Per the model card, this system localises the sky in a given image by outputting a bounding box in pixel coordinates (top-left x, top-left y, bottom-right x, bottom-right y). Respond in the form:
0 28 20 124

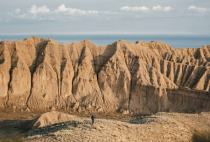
0 0 210 35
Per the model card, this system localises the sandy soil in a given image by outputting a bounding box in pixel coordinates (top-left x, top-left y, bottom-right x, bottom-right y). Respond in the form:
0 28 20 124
23 112 210 142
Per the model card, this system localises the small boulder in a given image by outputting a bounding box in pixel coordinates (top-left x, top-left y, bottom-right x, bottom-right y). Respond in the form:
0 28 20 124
32 111 78 128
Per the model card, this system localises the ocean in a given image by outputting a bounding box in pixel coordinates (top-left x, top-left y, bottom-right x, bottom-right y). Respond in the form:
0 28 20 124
0 34 210 48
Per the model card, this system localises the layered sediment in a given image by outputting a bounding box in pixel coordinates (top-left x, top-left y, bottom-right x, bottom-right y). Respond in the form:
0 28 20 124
0 38 209 114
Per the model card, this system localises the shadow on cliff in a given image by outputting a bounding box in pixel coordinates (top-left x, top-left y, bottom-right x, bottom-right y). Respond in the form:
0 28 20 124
93 43 117 74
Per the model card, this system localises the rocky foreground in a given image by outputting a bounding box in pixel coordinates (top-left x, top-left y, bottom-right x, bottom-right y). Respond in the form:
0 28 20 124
0 38 209 114
0 111 209 142
22 111 209 142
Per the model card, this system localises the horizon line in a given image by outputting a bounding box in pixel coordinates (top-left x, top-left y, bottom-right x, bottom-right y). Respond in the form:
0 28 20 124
0 33 210 36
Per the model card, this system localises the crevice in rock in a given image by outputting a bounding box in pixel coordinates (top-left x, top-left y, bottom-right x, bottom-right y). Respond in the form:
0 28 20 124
164 52 171 61
59 55 72 109
166 62 171 78
160 60 164 74
148 59 156 86
55 70 60 107
128 56 140 111
174 64 181 84
93 58 105 104
93 43 117 74
0 44 5 64
121 46 132 109
96 73 105 103
190 67 207 89
60 57 67 96
71 46 86 96
182 65 195 86
203 73 209 91
92 43 118 105
26 40 49 108
180 65 188 87
78 46 86 65
203 61 208 67
194 48 202 60
6 43 18 106
169 54 173 61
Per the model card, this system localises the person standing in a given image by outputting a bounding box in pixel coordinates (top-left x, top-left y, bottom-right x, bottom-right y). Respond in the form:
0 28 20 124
91 114 95 126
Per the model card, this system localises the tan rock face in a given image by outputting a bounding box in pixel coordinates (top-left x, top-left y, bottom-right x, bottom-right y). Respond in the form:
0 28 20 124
0 38 209 113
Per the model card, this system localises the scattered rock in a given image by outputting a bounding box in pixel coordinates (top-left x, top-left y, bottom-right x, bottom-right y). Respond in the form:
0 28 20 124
32 111 78 128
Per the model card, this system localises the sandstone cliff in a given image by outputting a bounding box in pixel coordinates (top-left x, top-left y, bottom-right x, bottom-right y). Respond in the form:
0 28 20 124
0 38 209 114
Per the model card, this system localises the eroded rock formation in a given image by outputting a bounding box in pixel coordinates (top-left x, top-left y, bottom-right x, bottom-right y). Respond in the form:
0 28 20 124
0 38 209 114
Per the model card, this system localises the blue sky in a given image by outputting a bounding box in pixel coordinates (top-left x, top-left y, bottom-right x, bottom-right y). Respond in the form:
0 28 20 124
0 0 210 35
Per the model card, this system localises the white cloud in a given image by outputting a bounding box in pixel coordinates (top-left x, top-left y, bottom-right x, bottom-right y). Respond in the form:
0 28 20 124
188 5 208 13
15 8 21 14
10 4 99 21
121 5 173 12
29 5 50 14
55 4 98 16
152 5 173 12
55 4 68 13
121 6 149 12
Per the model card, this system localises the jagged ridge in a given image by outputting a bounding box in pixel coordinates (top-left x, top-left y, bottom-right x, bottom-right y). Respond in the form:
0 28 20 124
0 38 209 114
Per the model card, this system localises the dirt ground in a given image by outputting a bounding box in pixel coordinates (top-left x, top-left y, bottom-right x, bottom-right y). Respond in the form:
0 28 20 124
0 112 210 142
0 111 37 142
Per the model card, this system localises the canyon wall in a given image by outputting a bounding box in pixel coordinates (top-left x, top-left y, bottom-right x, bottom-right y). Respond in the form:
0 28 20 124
0 38 209 114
